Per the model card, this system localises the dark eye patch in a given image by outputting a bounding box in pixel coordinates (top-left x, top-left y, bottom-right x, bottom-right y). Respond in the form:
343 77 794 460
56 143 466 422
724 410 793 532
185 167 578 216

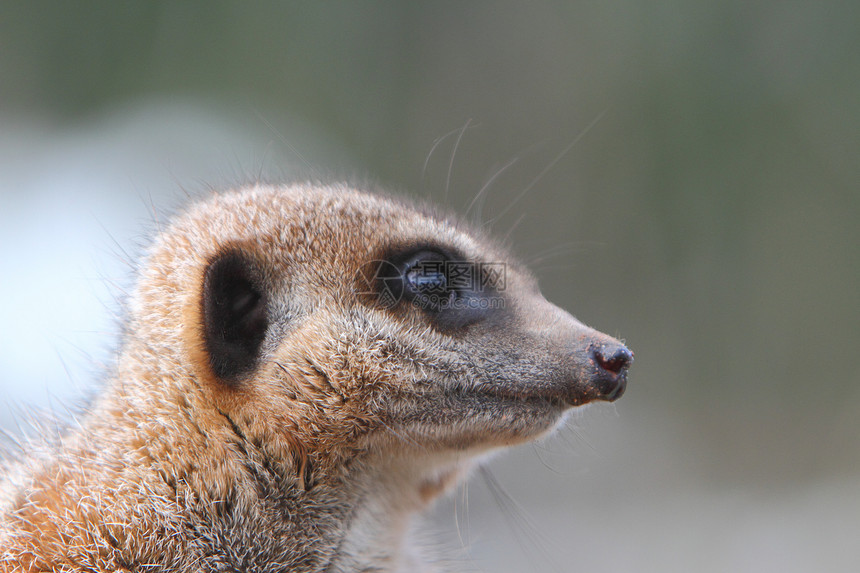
380 246 498 331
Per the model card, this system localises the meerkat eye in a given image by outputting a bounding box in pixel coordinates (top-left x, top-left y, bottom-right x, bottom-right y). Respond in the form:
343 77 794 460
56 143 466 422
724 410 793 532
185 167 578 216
404 251 453 304
406 263 447 292
398 250 454 313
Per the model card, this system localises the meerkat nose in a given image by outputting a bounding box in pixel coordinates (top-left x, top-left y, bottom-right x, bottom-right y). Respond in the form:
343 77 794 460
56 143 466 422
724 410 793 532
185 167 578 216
589 342 633 401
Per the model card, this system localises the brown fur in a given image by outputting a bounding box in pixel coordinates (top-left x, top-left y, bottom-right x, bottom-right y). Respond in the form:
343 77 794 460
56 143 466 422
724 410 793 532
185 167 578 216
0 183 631 572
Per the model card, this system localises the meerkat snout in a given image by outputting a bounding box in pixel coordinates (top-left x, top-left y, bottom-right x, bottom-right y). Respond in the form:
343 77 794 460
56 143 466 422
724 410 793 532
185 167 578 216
589 341 633 400
0 183 632 573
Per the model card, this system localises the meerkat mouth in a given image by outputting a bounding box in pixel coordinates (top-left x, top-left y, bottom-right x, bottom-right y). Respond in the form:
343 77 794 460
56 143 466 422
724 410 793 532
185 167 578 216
443 379 588 412
466 386 568 409
449 365 629 412
469 383 615 409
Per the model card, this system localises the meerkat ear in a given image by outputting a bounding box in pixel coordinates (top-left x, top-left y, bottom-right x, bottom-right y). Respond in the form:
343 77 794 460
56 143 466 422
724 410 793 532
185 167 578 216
201 250 269 383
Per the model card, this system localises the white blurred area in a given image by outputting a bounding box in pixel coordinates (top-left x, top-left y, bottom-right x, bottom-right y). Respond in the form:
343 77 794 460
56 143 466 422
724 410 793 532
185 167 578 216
0 100 352 428
1 102 858 573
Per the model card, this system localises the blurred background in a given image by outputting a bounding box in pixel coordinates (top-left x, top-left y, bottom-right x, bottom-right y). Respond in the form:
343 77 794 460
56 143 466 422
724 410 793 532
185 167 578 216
1 2 858 571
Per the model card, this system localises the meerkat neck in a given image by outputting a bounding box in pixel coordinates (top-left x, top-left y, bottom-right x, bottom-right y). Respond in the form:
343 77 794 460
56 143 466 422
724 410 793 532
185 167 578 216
97 366 454 572
329 452 466 572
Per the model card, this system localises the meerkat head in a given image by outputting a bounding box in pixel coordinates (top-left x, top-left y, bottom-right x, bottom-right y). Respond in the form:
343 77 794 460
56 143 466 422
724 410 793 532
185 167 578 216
129 183 631 491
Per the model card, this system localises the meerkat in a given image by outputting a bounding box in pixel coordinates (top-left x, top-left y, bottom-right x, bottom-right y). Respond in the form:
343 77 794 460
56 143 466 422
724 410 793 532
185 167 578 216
0 183 631 572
